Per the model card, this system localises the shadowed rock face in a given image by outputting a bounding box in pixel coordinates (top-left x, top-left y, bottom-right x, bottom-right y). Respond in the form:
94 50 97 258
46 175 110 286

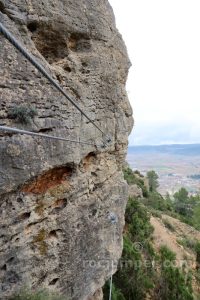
0 1 133 299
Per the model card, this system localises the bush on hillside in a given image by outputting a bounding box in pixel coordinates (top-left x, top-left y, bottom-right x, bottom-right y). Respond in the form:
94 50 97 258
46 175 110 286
157 246 194 300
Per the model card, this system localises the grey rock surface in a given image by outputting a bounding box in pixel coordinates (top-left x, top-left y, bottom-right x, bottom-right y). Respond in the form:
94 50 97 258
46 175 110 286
128 184 143 198
0 1 133 299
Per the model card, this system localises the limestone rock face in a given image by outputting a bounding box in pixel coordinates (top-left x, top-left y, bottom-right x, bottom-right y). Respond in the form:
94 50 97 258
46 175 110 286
128 184 143 199
0 1 133 299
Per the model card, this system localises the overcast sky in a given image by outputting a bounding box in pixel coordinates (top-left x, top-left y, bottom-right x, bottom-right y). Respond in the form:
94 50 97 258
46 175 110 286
109 0 200 145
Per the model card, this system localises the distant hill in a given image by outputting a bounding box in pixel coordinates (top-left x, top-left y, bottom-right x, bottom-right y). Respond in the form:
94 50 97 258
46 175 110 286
128 144 200 156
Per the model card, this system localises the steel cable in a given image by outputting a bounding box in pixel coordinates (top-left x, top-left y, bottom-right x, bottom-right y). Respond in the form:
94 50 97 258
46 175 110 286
0 22 111 144
0 126 101 146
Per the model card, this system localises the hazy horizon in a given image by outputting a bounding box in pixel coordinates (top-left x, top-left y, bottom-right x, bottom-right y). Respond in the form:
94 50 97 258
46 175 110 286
129 142 200 147
109 0 200 146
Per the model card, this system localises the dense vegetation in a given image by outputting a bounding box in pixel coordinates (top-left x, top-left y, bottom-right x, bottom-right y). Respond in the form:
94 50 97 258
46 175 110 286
173 188 200 230
110 197 155 299
139 169 200 287
9 290 65 300
103 168 197 300
103 196 155 300
139 169 200 231
158 246 193 300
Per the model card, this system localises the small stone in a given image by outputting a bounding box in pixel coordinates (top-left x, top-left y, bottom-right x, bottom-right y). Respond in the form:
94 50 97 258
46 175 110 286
6 144 21 157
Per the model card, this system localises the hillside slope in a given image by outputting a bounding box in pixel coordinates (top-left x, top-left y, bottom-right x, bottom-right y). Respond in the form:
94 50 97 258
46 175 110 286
151 214 200 297
104 168 200 300
151 216 196 265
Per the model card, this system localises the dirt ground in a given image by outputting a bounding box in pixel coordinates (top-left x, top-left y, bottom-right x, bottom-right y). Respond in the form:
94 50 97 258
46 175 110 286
150 215 198 268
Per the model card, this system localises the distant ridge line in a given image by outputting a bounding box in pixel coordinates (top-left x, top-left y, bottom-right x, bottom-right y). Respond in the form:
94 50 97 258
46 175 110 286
128 144 200 156
129 143 200 147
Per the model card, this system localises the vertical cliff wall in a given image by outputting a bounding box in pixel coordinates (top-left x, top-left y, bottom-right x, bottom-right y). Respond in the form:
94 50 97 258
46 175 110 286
0 0 133 299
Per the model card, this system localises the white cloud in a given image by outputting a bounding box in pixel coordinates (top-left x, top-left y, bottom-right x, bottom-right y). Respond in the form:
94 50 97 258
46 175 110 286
109 0 200 145
130 120 200 145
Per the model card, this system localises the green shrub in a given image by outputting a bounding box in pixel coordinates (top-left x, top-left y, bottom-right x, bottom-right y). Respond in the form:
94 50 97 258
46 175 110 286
134 170 144 177
150 209 162 219
125 197 154 242
158 246 194 300
104 197 155 300
159 245 176 262
103 282 125 300
8 105 37 124
147 170 159 192
193 204 200 230
162 219 175 232
9 289 66 300
143 192 173 212
195 242 200 268
103 197 195 300
177 238 197 251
